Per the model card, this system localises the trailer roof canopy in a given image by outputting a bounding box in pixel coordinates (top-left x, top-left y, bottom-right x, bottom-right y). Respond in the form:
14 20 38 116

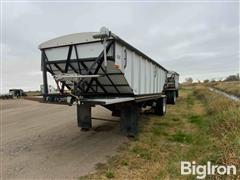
38 32 107 49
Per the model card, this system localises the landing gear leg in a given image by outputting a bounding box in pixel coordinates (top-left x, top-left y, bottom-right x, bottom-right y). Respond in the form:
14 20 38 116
120 102 139 137
77 103 92 130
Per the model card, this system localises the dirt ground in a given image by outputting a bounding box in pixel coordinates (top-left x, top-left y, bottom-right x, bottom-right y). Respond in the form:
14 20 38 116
1 99 127 179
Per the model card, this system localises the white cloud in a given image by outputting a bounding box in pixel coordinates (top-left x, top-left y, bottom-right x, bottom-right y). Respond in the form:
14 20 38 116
1 1 239 92
3 2 42 21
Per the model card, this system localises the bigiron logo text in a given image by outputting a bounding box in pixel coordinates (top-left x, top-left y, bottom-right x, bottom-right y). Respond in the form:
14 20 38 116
181 161 237 179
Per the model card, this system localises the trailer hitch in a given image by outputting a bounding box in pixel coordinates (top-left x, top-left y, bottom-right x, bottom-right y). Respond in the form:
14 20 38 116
53 73 103 106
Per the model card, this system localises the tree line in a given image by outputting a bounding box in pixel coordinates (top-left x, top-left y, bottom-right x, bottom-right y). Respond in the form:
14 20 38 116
184 73 240 84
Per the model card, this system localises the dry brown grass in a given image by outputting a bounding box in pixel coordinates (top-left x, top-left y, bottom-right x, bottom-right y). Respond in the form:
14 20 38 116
193 85 240 174
81 85 240 180
210 81 240 97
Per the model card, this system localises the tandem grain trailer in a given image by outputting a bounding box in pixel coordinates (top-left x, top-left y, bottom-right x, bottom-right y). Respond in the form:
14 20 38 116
39 27 179 136
164 71 180 104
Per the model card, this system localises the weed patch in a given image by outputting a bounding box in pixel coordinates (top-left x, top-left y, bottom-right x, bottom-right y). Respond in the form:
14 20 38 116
131 145 151 160
169 131 193 144
187 114 208 129
105 169 114 179
81 85 240 179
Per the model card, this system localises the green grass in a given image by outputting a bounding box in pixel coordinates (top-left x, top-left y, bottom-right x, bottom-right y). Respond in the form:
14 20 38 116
169 131 194 144
120 160 128 166
131 145 152 160
25 91 41 96
105 169 114 179
187 115 208 129
81 85 240 180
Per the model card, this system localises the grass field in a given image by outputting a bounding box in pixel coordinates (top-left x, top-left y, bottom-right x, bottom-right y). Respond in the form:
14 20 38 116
25 91 41 96
81 85 240 179
209 81 240 97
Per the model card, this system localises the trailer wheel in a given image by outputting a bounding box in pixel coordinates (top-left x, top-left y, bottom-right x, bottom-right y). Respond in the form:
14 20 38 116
166 91 176 105
155 97 166 116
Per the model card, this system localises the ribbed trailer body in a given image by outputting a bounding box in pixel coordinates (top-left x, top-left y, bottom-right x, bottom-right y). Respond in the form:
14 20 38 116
39 32 167 97
114 41 167 95
39 28 177 136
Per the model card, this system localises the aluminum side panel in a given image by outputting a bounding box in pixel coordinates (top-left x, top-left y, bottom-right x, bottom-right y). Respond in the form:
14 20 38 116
115 42 167 95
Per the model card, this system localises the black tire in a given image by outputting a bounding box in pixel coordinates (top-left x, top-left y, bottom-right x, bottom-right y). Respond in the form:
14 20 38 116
81 128 90 131
176 90 179 98
166 91 176 105
155 97 166 116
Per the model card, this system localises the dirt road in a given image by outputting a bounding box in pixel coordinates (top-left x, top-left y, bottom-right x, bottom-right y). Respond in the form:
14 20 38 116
1 99 127 179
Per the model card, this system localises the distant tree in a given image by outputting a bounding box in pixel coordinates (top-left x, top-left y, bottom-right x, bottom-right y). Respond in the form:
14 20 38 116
218 78 223 82
211 78 216 82
224 74 240 81
185 77 193 84
203 79 209 83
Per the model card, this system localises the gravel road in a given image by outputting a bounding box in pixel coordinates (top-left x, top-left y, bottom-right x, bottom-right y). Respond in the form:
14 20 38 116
1 99 127 179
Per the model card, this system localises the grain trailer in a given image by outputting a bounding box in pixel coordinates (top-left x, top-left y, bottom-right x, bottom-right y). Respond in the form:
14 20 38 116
164 71 179 104
39 27 178 136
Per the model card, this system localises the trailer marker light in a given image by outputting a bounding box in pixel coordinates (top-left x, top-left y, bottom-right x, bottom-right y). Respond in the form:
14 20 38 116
114 64 120 69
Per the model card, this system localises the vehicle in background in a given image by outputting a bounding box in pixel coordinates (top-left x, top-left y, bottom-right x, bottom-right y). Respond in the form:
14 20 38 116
9 89 26 98
164 71 179 104
0 89 26 99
